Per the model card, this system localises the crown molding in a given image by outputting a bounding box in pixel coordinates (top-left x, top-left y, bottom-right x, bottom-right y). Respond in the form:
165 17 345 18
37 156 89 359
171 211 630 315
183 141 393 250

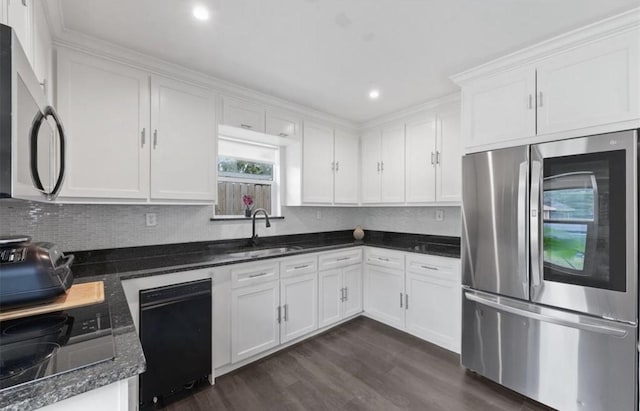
44 1 359 132
450 7 640 85
359 92 460 131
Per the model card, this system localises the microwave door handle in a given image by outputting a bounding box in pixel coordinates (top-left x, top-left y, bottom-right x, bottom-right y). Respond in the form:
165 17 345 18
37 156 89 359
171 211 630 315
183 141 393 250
29 110 47 195
530 158 543 298
46 106 66 200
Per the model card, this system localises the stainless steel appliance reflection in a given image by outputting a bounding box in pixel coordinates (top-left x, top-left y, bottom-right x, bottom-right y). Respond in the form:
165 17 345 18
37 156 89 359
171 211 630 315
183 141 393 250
461 129 638 411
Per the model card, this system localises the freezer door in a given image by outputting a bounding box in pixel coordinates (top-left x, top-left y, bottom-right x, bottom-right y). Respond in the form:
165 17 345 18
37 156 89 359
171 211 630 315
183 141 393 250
462 146 529 300
462 289 637 411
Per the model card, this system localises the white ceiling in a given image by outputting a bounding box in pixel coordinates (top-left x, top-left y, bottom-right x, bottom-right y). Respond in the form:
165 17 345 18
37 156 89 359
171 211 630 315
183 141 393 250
57 0 640 123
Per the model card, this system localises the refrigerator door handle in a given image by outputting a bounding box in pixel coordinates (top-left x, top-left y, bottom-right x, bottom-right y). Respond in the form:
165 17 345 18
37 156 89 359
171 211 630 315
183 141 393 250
464 291 627 337
530 159 543 297
517 161 528 294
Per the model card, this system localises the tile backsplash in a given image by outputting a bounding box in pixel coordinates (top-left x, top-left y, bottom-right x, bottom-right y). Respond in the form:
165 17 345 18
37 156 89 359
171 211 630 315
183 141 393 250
0 201 460 251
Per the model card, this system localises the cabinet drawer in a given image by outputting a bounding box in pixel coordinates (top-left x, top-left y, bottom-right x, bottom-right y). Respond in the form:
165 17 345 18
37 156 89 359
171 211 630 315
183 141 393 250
280 255 318 278
406 254 459 281
231 261 279 288
365 248 404 270
318 249 362 270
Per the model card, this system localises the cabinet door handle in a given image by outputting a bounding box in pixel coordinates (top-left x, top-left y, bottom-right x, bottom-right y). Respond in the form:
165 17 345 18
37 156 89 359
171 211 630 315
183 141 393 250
284 304 289 322
380 162 384 172
249 272 268 278
436 151 441 165
431 152 435 165
141 128 146 148
345 287 348 302
331 161 335 171
377 162 380 173
293 264 309 270
153 129 158 149
278 132 288 137
377 257 390 262
405 294 409 310
421 265 439 271
337 257 350 261
537 92 543 107
400 292 403 308
240 124 252 129
340 287 345 302
277 306 281 324
335 161 339 172
528 94 533 109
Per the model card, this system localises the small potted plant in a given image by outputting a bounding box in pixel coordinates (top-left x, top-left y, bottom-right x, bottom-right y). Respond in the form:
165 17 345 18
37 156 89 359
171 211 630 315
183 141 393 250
242 194 254 217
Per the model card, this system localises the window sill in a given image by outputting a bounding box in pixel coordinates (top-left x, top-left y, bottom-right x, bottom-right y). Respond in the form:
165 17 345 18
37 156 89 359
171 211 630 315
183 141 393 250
210 216 285 222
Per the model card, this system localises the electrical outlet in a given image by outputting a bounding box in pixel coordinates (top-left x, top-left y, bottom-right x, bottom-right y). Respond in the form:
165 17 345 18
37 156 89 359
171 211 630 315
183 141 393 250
435 209 444 222
145 213 157 227
316 210 322 220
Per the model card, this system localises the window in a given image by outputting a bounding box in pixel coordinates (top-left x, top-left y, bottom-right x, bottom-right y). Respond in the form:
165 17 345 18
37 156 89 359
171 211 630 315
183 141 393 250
215 136 281 217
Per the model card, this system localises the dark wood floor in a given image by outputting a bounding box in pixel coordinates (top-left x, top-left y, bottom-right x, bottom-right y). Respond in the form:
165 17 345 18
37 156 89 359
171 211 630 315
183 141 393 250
164 317 552 411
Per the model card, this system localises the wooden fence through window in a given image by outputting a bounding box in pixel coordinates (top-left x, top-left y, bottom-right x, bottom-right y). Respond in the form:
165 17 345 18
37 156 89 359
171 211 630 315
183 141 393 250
216 181 272 216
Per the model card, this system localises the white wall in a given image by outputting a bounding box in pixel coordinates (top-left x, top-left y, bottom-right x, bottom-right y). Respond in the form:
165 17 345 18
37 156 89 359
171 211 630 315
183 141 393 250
0 202 460 251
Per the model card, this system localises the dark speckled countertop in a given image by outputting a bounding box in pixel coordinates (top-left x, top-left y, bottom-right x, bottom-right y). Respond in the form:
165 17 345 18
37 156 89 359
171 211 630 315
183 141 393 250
0 230 459 411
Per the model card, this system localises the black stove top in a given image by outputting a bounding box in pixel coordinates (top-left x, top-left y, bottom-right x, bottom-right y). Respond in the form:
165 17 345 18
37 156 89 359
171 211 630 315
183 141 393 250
0 302 115 390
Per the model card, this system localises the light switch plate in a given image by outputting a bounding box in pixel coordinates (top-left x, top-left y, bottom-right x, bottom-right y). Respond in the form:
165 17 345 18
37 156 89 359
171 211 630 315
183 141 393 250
435 209 444 222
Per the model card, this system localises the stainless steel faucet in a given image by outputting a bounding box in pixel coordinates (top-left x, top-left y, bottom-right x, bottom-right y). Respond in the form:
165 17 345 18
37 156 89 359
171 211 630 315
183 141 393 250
249 208 271 247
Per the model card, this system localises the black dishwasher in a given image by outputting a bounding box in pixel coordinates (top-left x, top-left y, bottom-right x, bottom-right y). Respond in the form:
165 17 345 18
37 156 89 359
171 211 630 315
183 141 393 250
139 279 212 408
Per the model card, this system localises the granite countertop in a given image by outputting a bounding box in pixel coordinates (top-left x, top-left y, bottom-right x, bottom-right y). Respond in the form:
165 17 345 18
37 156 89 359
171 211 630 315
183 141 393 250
0 230 460 411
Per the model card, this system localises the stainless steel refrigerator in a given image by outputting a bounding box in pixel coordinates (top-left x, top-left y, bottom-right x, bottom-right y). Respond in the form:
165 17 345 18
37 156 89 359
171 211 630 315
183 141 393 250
461 129 638 411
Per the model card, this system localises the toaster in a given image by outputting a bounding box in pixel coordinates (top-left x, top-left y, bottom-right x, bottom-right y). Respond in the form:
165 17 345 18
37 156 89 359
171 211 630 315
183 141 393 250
0 236 74 308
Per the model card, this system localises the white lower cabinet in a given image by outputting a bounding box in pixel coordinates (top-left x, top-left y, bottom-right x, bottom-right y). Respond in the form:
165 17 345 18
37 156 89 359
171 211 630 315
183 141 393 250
229 256 321 364
231 281 280 363
318 264 363 327
364 248 461 353
318 251 363 328
280 272 318 343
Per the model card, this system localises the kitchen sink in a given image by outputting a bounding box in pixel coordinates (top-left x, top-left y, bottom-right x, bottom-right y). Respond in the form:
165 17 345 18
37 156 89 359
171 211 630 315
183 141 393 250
226 246 302 259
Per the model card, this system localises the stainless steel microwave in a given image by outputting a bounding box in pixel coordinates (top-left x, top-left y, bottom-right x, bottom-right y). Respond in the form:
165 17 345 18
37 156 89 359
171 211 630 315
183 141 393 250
0 23 66 201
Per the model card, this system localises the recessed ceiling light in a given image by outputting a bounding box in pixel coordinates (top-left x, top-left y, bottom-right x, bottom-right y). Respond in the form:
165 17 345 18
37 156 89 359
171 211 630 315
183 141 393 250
193 6 210 21
369 89 380 100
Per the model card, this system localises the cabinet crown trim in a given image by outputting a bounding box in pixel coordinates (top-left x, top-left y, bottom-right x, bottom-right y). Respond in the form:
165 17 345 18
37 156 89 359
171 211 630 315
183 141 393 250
450 7 640 85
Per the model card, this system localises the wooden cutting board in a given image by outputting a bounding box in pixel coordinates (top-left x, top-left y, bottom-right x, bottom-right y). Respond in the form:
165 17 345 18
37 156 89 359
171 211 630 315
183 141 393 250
0 281 105 322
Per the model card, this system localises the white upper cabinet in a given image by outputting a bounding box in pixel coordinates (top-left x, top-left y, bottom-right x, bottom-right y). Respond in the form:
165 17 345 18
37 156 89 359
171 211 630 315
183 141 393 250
302 121 334 203
436 105 462 202
380 124 406 203
333 129 359 204
405 114 437 203
57 49 217 203
57 49 151 201
359 124 406 204
6 0 32 64
222 97 265 133
266 109 300 139
360 130 381 204
453 15 640 152
150 76 216 201
461 66 536 149
536 30 639 135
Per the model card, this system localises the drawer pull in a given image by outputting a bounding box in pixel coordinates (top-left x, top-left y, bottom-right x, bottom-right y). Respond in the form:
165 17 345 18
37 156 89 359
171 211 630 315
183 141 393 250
249 272 269 278
337 257 350 261
377 257 390 262
293 264 309 270
240 124 252 129
421 265 439 271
